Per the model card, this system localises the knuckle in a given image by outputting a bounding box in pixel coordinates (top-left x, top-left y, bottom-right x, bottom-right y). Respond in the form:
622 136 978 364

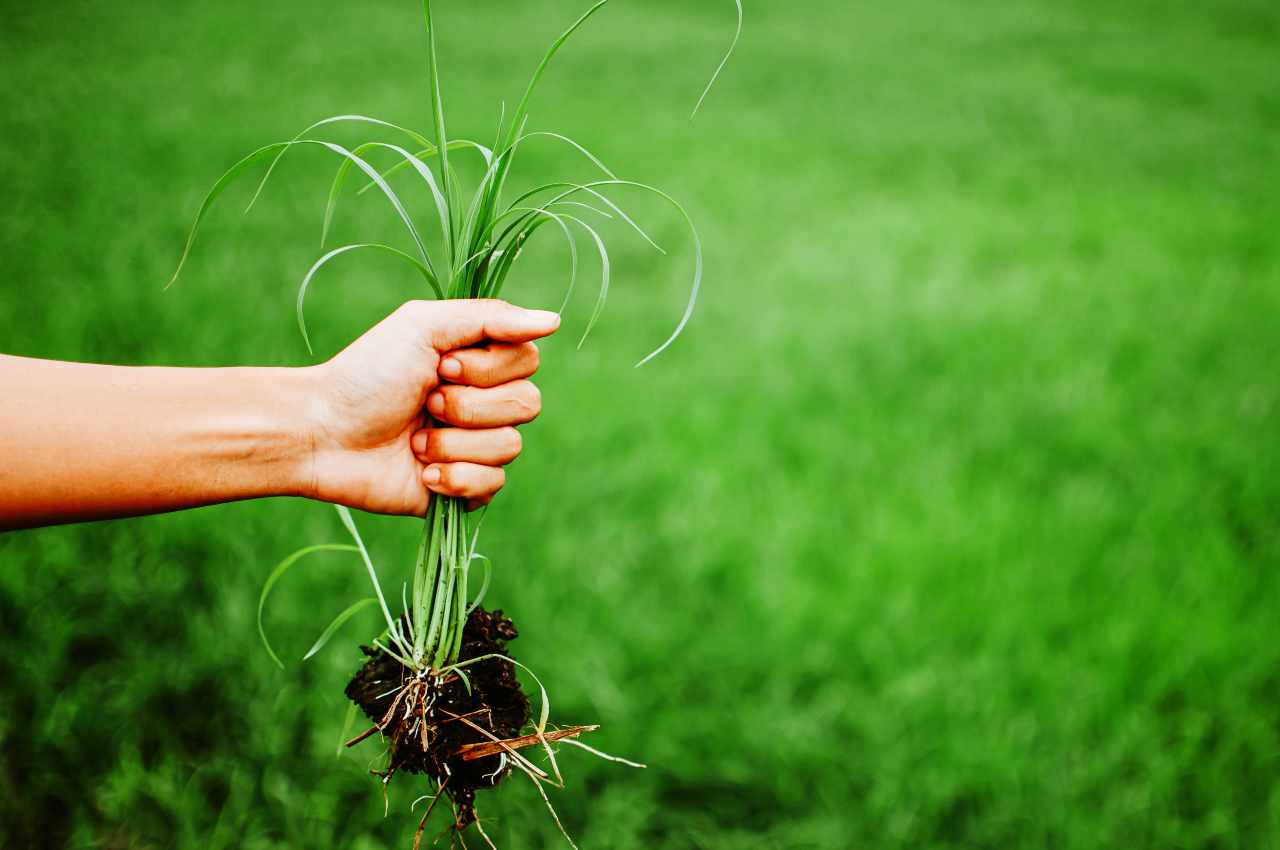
464 466 501 498
397 300 438 346
451 469 476 495
479 356 502 386
425 429 446 461
446 387 475 426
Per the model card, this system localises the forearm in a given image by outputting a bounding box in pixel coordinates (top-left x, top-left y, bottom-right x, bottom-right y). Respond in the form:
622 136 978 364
0 356 318 529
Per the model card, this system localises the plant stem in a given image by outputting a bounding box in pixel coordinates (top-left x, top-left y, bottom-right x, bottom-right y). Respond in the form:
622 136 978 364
411 493 471 672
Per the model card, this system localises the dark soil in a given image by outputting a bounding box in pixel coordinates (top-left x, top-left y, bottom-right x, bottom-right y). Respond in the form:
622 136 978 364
345 607 531 827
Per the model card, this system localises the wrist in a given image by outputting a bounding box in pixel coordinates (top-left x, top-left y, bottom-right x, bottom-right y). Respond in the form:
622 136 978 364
283 364 329 502
217 364 328 503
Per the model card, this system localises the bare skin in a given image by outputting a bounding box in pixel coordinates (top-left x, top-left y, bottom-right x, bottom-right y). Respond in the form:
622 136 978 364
0 299 558 531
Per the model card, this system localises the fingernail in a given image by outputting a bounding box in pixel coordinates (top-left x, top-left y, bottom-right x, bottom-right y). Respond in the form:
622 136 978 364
411 432 428 454
440 357 462 379
427 393 445 416
423 466 442 486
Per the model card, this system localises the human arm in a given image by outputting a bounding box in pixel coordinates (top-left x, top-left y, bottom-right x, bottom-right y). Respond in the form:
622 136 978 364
0 299 557 530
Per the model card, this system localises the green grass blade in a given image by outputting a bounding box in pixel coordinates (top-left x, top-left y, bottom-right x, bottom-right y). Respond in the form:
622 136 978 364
257 543 359 670
337 702 359 757
308 140 436 270
506 179 701 366
465 553 492 617
344 142 451 260
296 243 441 351
509 207 580 314
302 597 379 661
503 181 666 254
483 223 536 298
352 139 492 198
621 184 703 367
691 0 743 117
553 200 614 219
560 213 611 348
167 143 289 289
506 209 605 343
186 138 436 276
334 505 404 652
172 137 440 289
453 666 473 696
457 117 529 264
492 100 506 151
245 114 434 213
480 2 613 254
501 0 612 152
298 244 442 355
516 130 618 179
421 0 455 256
321 141 398 250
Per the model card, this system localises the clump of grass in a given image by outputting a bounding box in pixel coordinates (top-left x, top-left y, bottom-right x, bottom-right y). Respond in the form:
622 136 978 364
170 0 739 845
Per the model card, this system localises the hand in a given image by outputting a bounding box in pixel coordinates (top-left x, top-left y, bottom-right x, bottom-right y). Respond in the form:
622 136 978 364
305 300 559 516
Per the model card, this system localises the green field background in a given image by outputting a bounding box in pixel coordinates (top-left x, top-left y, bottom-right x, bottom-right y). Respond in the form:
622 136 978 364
2 0 1278 847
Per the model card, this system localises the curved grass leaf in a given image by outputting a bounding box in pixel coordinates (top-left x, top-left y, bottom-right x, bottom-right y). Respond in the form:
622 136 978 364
510 210 610 347
498 181 665 255
335 505 405 655
475 0 613 253
168 143 289 289
302 597 380 661
516 130 618 180
553 200 614 219
298 242 443 353
352 139 493 199
313 140 451 266
465 553 492 617
321 140 406 250
257 543 359 670
501 0 612 152
337 702 359 757
509 207 580 314
507 179 701 366
246 114 434 213
171 139 435 287
691 0 744 117
453 665 473 696
564 214 611 348
305 141 437 271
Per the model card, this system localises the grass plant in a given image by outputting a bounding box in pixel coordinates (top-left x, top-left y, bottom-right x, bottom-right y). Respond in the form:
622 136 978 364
167 0 740 843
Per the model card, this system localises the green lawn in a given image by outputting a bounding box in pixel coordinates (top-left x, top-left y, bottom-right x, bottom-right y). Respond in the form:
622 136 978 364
2 0 1278 847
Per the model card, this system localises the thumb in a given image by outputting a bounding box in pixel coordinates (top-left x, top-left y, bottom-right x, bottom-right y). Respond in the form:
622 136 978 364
412 299 561 351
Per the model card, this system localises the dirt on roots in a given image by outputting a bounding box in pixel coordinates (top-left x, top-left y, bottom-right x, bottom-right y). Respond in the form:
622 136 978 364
344 607 531 827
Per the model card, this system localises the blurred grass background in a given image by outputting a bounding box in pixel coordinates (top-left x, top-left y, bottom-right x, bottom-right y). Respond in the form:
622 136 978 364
2 0 1278 847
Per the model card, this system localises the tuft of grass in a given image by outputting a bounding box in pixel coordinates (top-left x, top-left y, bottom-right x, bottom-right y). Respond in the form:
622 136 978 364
166 0 740 841
172 0 739 672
